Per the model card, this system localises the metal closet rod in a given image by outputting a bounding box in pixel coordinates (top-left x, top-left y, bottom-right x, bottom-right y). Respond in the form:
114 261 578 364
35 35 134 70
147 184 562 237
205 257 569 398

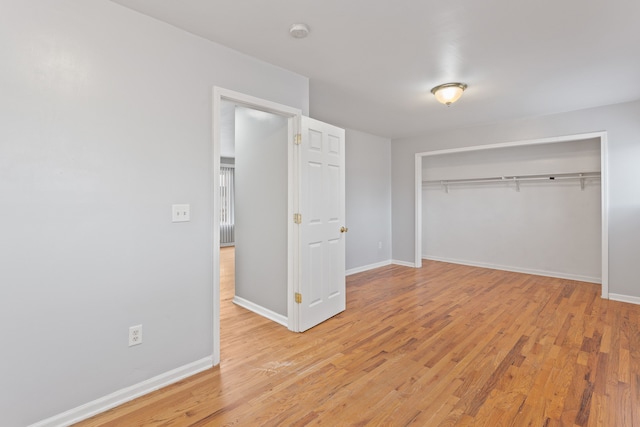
423 171 601 193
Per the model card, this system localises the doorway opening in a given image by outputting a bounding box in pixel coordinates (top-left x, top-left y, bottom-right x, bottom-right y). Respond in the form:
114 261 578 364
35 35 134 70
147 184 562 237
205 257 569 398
212 88 302 364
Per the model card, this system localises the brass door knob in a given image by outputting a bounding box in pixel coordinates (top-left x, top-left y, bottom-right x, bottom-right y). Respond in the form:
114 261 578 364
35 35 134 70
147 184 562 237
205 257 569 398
340 226 349 233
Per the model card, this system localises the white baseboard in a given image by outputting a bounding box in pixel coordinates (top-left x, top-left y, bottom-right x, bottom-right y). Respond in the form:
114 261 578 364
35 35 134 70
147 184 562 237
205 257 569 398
609 293 640 305
423 255 601 284
30 356 214 427
346 260 392 276
233 295 288 327
392 259 416 268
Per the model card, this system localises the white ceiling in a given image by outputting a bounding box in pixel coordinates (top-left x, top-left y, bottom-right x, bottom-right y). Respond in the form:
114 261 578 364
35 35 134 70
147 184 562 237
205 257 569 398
110 0 640 139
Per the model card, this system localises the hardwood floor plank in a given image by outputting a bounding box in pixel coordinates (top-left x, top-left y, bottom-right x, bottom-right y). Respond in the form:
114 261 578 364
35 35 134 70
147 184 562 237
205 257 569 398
75 254 640 426
465 335 529 417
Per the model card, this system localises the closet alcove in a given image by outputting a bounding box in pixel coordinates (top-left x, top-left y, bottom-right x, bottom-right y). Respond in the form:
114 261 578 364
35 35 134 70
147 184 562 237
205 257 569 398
420 137 602 283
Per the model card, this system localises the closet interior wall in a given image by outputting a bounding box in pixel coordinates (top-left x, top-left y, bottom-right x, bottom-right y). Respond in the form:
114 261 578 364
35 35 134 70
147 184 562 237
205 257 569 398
421 138 602 283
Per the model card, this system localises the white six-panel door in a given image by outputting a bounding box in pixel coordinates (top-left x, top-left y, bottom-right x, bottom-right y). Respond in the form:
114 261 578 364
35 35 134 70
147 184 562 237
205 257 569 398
297 116 346 332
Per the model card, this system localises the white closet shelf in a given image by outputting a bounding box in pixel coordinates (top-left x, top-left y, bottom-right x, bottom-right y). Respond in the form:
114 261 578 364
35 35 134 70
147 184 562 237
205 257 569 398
423 171 601 193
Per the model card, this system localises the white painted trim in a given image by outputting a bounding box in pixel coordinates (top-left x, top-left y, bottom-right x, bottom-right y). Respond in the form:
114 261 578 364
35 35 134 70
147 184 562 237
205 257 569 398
414 131 609 297
392 259 416 268
415 132 608 158
414 154 423 268
288 116 300 332
609 293 640 306
30 357 213 427
423 256 601 284
213 87 303 357
346 260 392 276
233 296 288 327
600 134 609 299
212 87 222 366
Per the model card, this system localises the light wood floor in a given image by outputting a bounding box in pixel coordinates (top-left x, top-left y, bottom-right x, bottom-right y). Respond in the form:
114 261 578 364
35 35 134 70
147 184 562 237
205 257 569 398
78 248 639 426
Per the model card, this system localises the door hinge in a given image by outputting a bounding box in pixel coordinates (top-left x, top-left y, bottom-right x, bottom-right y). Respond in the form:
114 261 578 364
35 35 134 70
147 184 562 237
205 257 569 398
294 134 302 145
293 213 302 224
295 293 302 304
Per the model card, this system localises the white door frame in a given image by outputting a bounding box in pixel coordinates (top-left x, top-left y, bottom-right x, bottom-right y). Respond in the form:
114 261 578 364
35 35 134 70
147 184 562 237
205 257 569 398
414 131 609 299
212 87 302 364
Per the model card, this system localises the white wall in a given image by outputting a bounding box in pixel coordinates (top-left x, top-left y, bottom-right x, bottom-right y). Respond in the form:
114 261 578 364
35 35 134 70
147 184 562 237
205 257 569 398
0 1 308 425
220 100 236 158
392 100 640 299
422 140 602 282
345 129 392 273
235 107 288 316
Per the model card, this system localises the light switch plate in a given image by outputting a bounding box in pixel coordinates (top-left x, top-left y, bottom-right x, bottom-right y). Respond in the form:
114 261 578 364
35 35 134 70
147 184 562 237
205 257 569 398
172 204 190 222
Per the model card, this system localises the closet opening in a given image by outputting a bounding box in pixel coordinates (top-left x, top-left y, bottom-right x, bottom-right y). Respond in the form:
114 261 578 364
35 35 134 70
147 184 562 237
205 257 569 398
414 132 609 298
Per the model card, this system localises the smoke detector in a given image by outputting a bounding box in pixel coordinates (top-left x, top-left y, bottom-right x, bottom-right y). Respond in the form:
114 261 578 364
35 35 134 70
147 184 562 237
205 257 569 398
289 23 310 39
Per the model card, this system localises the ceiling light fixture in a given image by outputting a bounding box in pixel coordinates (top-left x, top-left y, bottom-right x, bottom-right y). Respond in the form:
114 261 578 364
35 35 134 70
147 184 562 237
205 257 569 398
289 23 310 39
431 82 468 106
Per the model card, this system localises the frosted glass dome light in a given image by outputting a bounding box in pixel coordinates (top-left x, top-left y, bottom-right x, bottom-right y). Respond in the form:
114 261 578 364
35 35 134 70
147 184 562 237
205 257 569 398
431 83 468 106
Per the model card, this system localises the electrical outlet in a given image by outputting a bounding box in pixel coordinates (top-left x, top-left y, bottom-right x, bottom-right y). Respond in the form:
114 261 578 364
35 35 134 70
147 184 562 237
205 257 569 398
378 241 382 249
172 204 191 222
129 324 143 347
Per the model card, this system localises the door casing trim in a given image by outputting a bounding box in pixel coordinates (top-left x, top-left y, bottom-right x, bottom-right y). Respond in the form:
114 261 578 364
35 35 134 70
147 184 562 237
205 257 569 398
212 87 302 364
